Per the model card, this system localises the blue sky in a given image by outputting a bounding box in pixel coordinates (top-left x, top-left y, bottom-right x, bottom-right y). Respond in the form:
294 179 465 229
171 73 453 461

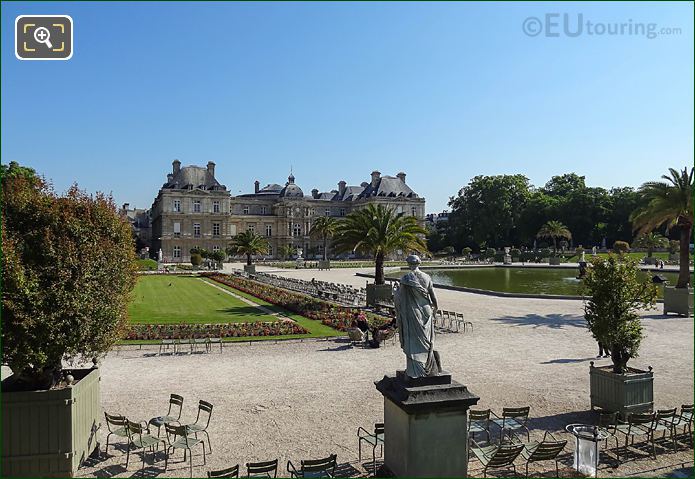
2 1 693 212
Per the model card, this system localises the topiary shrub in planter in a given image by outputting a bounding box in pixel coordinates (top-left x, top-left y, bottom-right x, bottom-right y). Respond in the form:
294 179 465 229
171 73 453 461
1 163 137 477
582 255 658 418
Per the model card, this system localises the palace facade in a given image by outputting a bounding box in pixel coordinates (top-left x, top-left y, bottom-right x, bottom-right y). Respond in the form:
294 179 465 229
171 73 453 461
148 160 425 262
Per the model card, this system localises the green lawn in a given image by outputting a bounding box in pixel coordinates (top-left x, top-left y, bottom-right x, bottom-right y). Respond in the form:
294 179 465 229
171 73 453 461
129 275 281 324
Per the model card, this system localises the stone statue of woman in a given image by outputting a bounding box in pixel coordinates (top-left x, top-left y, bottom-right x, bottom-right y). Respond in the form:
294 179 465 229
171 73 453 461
393 254 442 378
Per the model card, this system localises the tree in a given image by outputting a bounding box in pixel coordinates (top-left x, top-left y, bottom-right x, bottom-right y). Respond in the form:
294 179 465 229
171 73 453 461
536 221 572 254
309 216 338 261
190 253 202 267
631 167 693 288
462 247 472 258
278 244 295 261
333 204 427 284
582 255 657 373
634 232 668 258
613 240 630 254
227 230 269 266
2 166 137 391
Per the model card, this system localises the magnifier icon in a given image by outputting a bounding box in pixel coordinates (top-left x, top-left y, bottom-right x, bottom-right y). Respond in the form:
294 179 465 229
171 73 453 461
34 27 53 49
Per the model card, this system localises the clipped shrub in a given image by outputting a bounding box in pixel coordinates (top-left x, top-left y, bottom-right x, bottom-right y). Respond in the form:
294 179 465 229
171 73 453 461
462 247 472 258
510 248 521 258
540 247 553 259
484 248 497 259
613 241 630 254
191 253 202 267
137 258 158 271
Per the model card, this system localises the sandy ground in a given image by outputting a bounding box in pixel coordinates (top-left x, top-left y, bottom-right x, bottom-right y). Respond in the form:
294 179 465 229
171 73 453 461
17 264 694 478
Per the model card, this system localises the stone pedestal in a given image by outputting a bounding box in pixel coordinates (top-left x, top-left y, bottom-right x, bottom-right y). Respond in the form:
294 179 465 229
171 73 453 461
503 254 512 265
375 372 479 477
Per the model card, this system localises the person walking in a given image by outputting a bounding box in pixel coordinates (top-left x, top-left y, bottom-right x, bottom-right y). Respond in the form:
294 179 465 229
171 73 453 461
597 342 611 358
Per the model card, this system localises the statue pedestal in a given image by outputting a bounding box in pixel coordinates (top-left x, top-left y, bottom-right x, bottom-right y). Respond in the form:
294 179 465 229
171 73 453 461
503 254 512 264
374 372 479 477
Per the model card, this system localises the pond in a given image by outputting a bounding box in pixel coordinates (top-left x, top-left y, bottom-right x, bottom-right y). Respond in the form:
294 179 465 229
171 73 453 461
387 267 678 298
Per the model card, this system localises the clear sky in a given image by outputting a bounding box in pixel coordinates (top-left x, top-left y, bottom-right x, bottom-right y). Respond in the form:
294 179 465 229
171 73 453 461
2 1 693 212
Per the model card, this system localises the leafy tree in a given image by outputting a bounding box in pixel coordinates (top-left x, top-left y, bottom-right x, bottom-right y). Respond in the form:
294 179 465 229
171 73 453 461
278 244 295 260
582 255 657 373
542 173 587 197
309 216 338 261
462 247 472 258
2 167 137 391
631 167 693 288
483 248 496 259
613 240 630 254
634 232 668 258
536 221 572 254
227 230 269 266
333 204 427 284
190 253 202 267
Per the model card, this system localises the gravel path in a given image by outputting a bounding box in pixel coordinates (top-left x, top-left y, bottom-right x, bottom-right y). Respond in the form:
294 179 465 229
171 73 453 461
68 265 694 477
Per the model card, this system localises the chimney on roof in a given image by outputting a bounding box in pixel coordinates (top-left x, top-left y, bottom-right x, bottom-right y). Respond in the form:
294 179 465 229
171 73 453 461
397 172 406 183
254 180 260 194
172 159 181 175
311 188 319 199
167 173 174 183
338 180 347 196
122 203 130 211
370 170 381 188
207 161 216 177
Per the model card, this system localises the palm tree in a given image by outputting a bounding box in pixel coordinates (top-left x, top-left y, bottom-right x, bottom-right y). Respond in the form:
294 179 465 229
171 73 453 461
631 167 693 288
227 230 269 266
536 221 572 255
309 216 338 261
634 232 668 258
332 204 427 284
278 244 295 261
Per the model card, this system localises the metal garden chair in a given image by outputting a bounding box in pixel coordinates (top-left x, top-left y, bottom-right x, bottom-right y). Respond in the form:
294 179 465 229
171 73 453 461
246 459 279 478
164 423 207 477
287 454 337 478
124 419 166 471
651 408 678 451
518 431 567 477
470 440 525 478
357 422 384 473
490 406 531 442
672 404 694 447
615 412 656 459
597 411 621 460
468 409 492 445
208 464 239 478
103 412 129 456
183 400 213 453
149 393 184 437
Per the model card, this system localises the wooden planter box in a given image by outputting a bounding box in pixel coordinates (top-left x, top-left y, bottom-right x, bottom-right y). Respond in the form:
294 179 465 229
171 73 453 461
663 286 694 316
549 257 561 265
243 264 256 274
366 283 393 307
318 260 331 270
2 368 101 477
589 363 653 419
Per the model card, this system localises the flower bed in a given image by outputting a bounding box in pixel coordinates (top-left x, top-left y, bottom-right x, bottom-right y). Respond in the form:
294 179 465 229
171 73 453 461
203 273 390 331
125 321 308 341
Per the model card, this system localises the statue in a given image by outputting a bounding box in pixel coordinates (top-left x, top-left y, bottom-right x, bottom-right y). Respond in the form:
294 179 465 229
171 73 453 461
393 255 442 378
157 248 163 262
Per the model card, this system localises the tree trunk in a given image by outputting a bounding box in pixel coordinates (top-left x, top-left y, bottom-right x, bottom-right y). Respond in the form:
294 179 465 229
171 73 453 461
647 247 653 258
677 225 691 288
552 237 557 255
323 236 328 261
247 253 252 266
375 251 385 285
611 346 628 374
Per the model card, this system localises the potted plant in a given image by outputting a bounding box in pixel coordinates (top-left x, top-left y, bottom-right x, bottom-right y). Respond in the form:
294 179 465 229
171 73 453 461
582 255 658 418
1 162 137 476
631 167 693 316
310 216 338 270
634 232 667 265
510 248 521 262
537 221 572 265
332 204 427 306
227 230 269 274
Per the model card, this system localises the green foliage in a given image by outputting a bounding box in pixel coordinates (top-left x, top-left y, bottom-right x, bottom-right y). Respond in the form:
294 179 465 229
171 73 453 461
137 258 158 271
278 244 295 260
613 240 630 253
669 240 680 255
483 248 497 259
510 248 521 258
634 232 668 257
310 216 339 260
227 230 269 265
537 220 572 254
540 247 552 259
333 203 427 284
190 253 202 266
2 167 137 390
462 247 472 257
632 167 693 288
582 255 657 373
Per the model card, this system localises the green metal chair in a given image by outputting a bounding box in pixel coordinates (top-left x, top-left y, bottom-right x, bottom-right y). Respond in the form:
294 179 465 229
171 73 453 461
615 412 656 459
468 409 492 444
103 412 129 456
518 431 567 477
470 440 525 478
650 408 678 451
597 411 621 461
357 423 384 473
672 404 694 447
490 407 531 442
246 459 279 478
149 393 184 437
184 400 213 453
124 419 166 471
208 464 239 478
287 454 337 478
164 423 207 477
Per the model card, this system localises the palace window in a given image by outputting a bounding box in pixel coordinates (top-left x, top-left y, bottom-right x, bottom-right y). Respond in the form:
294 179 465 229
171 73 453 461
339 208 346 217
193 223 201 238
324 208 330 217
243 206 250 215
293 223 302 237
193 200 201 213
248 223 255 233
173 222 181 238
268 245 273 256
173 246 181 258
212 223 220 237
411 207 417 217
173 199 181 213
261 206 267 215
213 200 220 213
212 245 220 253
266 224 272 237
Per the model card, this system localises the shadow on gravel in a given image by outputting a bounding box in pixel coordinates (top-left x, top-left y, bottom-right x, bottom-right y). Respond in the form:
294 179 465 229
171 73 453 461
541 357 596 364
491 313 586 329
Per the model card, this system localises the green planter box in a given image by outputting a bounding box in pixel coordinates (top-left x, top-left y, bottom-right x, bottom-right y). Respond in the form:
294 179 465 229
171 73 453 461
589 363 653 420
2 368 101 477
548 257 561 265
366 283 393 307
318 260 331 270
663 286 694 317
243 264 256 274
